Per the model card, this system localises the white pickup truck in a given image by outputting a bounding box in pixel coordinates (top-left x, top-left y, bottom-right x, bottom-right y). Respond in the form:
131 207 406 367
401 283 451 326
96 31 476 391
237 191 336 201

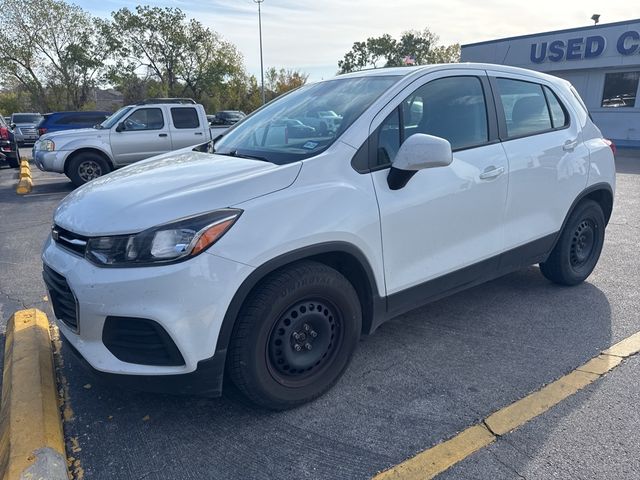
33 99 229 186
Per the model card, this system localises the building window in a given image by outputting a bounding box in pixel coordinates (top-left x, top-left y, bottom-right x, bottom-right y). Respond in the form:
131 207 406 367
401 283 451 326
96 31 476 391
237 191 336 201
601 72 639 108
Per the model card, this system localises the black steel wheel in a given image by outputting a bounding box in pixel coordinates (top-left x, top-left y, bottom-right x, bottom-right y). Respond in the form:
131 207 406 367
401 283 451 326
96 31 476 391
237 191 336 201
227 261 361 410
540 199 605 286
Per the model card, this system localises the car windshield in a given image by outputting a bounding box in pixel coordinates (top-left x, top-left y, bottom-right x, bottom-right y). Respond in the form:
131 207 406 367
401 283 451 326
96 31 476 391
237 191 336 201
12 114 42 124
214 75 400 164
100 106 134 129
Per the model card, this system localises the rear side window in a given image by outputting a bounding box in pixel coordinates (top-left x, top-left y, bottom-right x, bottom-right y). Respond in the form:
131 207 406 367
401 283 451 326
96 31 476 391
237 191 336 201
496 78 552 138
171 108 200 129
543 86 568 128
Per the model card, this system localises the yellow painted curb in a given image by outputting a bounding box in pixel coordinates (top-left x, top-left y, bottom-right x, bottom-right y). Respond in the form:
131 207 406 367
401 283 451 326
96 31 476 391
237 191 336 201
15 159 32 195
16 177 32 195
373 331 640 480
0 309 69 480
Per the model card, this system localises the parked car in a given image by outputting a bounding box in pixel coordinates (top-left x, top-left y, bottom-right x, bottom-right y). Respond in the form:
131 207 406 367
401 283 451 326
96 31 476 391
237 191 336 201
211 110 245 126
10 112 43 146
33 99 229 186
0 114 20 168
37 111 111 136
42 64 615 410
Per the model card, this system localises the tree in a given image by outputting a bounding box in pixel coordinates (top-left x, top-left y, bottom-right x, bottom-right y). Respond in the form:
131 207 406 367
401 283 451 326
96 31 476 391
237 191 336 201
104 5 250 111
264 68 309 101
0 0 107 110
338 28 460 74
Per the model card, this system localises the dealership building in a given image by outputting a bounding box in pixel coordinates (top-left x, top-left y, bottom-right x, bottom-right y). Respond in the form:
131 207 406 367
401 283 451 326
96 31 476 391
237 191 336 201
461 18 640 147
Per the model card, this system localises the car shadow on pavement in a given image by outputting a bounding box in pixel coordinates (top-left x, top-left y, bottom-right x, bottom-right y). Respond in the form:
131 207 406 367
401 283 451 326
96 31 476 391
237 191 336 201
57 265 612 480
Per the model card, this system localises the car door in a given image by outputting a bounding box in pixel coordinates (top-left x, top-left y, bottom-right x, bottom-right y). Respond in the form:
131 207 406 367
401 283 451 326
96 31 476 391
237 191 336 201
110 107 172 165
369 71 509 305
169 106 207 149
488 72 589 251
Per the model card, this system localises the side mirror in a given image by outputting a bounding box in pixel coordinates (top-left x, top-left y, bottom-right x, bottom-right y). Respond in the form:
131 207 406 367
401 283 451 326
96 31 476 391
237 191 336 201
10 123 16 129
115 122 125 132
387 134 453 190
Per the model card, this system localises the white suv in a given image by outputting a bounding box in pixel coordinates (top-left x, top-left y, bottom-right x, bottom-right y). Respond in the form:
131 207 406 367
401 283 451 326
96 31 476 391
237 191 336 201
42 64 616 409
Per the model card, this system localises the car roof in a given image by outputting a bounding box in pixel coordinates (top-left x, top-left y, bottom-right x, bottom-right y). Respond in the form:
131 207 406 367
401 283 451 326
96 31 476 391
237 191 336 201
335 62 569 87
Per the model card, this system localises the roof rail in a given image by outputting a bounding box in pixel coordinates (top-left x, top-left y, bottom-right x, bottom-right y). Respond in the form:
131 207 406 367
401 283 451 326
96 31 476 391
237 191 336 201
136 98 197 105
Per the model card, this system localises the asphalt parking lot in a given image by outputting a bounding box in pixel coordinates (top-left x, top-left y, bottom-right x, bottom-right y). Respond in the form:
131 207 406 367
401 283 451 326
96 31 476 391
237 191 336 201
1 151 639 479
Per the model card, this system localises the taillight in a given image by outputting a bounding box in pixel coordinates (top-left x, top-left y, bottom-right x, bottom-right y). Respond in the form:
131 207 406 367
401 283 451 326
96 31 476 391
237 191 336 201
604 138 616 155
0 127 8 140
38 127 47 136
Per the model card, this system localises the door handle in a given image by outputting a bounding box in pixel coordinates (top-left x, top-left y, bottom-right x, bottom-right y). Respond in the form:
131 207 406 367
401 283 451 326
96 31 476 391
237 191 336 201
563 139 578 151
194 132 203 136
479 166 505 180
159 133 168 137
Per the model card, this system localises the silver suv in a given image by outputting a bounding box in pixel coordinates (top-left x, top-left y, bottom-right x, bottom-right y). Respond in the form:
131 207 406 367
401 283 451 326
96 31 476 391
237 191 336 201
10 112 42 146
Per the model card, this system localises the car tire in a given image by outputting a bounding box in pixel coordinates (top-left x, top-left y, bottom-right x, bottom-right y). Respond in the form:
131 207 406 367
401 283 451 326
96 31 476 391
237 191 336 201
67 153 111 187
227 260 362 410
539 199 605 286
6 154 19 169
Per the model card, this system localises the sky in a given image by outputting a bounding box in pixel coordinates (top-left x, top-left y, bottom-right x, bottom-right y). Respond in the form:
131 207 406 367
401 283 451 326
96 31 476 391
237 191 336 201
73 0 634 81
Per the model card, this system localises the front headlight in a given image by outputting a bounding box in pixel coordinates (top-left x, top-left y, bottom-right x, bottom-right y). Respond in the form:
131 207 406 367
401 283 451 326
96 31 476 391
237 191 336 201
37 139 55 151
85 209 242 267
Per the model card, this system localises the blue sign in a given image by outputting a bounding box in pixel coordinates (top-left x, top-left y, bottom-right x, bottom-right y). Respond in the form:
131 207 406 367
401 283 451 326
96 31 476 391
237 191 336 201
530 31 640 63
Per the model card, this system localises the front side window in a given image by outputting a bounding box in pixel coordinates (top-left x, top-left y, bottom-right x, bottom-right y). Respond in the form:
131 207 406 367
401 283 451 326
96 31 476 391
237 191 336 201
375 76 489 166
496 78 552 138
601 71 639 108
123 108 164 131
171 108 200 129
214 75 400 165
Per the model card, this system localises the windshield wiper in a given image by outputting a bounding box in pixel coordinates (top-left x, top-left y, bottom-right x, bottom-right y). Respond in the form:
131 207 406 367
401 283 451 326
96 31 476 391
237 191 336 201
217 150 270 162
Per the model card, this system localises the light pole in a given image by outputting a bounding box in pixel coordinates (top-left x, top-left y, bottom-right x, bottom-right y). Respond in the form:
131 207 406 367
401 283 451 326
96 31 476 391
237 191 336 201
254 0 266 105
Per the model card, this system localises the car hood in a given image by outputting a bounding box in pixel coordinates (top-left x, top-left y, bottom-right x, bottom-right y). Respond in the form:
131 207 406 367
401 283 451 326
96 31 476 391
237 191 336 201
54 150 302 236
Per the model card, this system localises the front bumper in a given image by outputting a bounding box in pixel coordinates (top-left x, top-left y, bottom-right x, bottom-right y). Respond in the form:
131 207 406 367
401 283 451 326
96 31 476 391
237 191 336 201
62 334 227 397
42 235 253 379
34 149 68 173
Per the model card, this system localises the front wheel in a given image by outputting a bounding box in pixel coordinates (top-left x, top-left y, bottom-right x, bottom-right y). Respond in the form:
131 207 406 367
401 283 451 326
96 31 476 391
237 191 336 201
227 261 362 410
67 153 111 187
540 199 605 286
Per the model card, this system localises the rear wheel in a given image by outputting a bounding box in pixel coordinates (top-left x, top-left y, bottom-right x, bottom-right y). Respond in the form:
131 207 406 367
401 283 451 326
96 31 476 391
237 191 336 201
227 261 361 410
6 153 19 169
540 199 605 286
67 152 111 187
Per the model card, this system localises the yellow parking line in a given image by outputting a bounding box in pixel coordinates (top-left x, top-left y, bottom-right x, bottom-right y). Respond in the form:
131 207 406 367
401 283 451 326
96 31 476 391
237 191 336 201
374 425 495 480
373 331 640 480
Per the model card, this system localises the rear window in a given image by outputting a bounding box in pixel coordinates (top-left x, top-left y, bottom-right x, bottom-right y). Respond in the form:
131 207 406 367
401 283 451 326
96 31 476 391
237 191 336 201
171 108 200 129
54 113 109 126
12 114 43 124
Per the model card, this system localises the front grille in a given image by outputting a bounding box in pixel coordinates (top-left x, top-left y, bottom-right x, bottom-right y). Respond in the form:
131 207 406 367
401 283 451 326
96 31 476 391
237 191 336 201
19 127 37 136
43 264 78 330
52 225 87 257
102 317 185 366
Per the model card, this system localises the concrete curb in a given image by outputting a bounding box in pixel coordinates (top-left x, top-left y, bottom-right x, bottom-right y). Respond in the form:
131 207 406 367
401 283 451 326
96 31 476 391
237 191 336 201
0 309 69 480
16 158 32 195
